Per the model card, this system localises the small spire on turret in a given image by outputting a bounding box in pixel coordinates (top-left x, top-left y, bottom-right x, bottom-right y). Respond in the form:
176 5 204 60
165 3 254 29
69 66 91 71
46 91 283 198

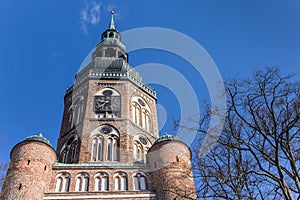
109 11 115 30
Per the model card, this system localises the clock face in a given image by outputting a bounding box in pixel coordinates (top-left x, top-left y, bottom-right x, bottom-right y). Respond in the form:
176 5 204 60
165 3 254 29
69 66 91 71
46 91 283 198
94 96 121 112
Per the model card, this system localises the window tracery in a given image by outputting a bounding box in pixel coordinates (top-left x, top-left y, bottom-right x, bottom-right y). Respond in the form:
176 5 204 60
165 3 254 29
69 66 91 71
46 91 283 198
131 97 152 132
91 125 119 162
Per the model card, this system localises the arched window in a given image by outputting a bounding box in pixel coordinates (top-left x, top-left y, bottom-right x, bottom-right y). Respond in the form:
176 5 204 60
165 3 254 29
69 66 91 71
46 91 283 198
140 176 146 190
67 110 73 130
94 172 109 191
90 125 119 162
75 177 82 191
68 96 84 127
112 138 117 160
134 141 144 162
143 111 151 132
56 177 63 192
132 102 141 125
131 97 152 132
60 134 78 163
107 136 118 161
114 172 128 191
61 149 68 164
55 173 70 192
122 176 128 190
114 177 121 191
109 32 114 38
133 135 150 163
107 138 112 161
75 103 84 124
70 142 77 160
91 136 103 161
75 173 89 192
133 173 147 191
95 177 101 191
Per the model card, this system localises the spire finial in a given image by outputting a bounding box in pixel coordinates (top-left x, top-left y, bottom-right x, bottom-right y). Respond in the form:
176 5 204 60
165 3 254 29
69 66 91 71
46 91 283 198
109 10 115 30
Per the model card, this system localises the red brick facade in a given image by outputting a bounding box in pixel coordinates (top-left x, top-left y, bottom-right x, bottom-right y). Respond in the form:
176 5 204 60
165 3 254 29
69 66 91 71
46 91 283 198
1 140 56 200
0 13 196 200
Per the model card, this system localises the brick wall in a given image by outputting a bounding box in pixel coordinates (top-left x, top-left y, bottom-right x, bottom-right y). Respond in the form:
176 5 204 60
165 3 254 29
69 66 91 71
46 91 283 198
148 140 196 200
0 141 56 200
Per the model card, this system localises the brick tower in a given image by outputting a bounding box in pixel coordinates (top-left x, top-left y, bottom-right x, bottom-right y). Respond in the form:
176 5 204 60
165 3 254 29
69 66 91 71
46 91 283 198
147 135 196 199
1 12 196 200
0 134 56 200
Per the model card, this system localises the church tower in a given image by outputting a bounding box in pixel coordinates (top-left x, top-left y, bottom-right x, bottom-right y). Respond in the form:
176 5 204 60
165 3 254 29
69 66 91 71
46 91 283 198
1 12 196 200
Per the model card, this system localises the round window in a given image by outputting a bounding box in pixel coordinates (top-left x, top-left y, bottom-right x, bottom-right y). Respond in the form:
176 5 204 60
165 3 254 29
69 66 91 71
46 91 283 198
139 136 148 145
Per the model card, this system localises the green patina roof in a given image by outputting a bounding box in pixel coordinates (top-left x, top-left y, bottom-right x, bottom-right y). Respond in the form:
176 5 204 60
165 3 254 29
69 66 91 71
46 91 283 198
24 133 53 148
154 134 181 145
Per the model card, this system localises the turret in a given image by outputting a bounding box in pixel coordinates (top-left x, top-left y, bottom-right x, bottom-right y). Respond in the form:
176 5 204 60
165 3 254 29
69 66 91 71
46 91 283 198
92 11 128 61
0 134 56 200
147 134 196 199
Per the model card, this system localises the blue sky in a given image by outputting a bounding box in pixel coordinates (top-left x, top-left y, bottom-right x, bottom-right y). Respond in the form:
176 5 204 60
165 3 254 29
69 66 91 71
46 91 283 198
0 0 299 163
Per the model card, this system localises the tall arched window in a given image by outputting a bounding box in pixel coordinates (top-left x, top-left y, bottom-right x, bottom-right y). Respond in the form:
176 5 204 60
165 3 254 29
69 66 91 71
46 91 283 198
134 141 144 162
114 172 128 191
107 138 112 161
70 142 77 160
68 96 85 128
60 134 78 163
75 173 89 192
143 111 151 132
91 136 103 161
94 172 109 191
107 136 118 161
133 173 147 191
132 103 141 125
67 110 73 130
75 177 82 191
90 125 119 162
114 177 121 191
61 149 68 164
133 135 151 164
55 172 70 192
75 103 84 124
131 97 152 132
112 137 117 160
122 176 128 190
